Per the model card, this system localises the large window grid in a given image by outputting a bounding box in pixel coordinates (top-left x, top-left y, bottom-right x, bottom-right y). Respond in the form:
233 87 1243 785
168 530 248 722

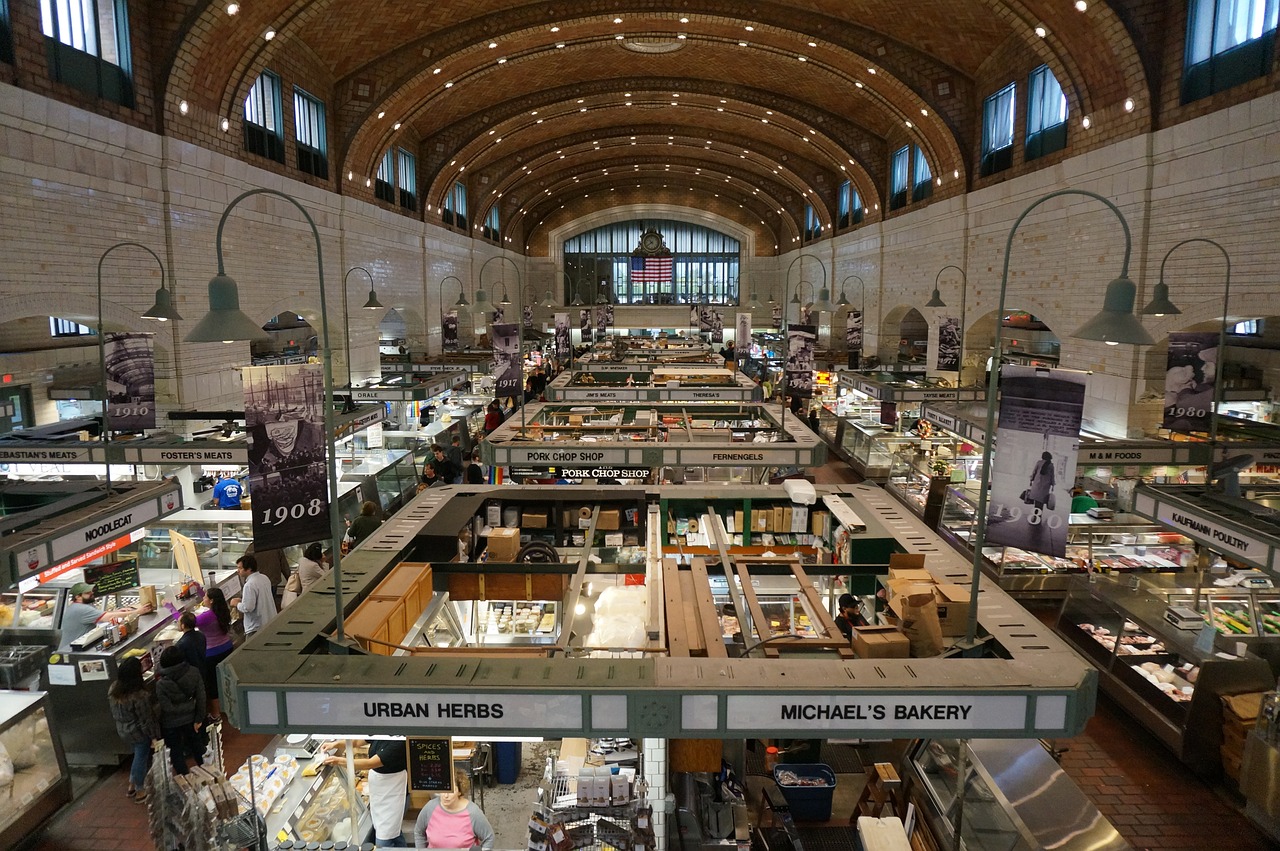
981 83 1016 176
563 220 741 305
1184 0 1278 101
49 317 94 338
483 206 500 242
375 150 395 203
442 181 467 229
837 181 864 228
293 87 327 179
889 146 910 211
39 0 133 105
244 71 284 163
1026 66 1068 161
803 204 820 242
912 146 933 203
397 148 417 211
1 0 13 65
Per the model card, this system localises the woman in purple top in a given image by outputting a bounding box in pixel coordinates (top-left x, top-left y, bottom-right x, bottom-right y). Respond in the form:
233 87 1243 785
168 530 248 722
195 587 235 720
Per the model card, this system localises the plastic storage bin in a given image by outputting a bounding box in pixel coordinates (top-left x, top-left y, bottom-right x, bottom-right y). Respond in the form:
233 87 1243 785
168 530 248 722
493 741 522 784
772 763 836 821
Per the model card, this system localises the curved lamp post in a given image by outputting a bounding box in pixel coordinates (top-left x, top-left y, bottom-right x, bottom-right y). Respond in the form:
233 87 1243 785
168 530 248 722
926 265 968 387
840 275 866 366
183 188 351 645
97 242 174 493
1143 238 1230 448
479 256 525 432
963 189 1153 650
341 266 384 410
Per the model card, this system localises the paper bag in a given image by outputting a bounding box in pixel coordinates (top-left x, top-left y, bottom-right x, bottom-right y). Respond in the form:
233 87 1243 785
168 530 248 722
137 585 158 610
897 592 944 657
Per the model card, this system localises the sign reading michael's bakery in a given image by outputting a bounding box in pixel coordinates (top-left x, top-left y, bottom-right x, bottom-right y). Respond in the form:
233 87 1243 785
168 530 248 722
723 694 1028 732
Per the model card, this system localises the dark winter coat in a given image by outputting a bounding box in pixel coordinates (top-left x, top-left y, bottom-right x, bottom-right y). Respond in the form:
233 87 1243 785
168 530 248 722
109 687 160 745
155 659 206 729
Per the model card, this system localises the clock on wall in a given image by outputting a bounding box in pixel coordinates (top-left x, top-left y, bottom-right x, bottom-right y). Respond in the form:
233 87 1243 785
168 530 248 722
636 229 667 255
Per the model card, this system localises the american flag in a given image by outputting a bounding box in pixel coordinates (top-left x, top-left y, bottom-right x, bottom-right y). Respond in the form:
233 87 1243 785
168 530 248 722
630 254 673 283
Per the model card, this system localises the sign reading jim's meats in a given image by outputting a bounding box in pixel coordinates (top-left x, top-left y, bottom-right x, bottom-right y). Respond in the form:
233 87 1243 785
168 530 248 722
104 332 157 430
243 364 330 550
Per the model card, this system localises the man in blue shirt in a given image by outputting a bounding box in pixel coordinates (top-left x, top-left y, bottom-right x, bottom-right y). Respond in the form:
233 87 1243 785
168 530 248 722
213 475 243 509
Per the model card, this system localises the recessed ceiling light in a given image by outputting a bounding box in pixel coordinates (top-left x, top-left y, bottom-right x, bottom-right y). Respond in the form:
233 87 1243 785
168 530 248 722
905 120 913 128
550 26 559 32
1124 97 1135 112
798 55 807 62
855 81 864 88
377 111 385 119
921 108 928 116
497 58 506 64
577 99 584 103
580 107 587 111
680 17 689 23
678 33 687 39
761 118 769 123
444 81 453 87
225 3 239 14
739 41 748 47
868 67 876 74
179 100 189 114
954 169 959 178
745 25 754 31
1075 0 1088 10
433 68 441 74
1082 115 1092 128
1035 25 1048 38
264 29 275 40
488 42 497 48
365 178 371 187
220 117 230 131
393 122 401 130
614 17 622 23
556 42 565 48
717 107 724 112
808 41 817 47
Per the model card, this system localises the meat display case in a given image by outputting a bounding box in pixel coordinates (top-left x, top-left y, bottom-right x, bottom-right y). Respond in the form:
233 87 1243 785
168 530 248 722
0 691 71 848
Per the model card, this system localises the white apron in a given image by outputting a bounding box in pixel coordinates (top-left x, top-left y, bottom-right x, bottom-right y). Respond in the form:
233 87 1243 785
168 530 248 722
367 767 408 840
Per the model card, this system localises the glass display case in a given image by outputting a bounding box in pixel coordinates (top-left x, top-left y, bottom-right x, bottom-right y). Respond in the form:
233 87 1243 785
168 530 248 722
1055 574 1274 764
0 691 71 848
708 574 835 644
137 508 256 574
340 449 418 514
1162 589 1280 638
904 738 1129 851
239 740 372 845
839 419 922 481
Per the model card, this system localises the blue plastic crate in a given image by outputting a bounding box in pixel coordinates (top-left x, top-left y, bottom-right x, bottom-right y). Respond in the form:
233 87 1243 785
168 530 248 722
772 763 836 822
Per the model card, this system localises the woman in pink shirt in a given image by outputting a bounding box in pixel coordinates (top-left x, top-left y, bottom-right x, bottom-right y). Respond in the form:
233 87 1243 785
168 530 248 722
194 587 235 720
414 769 494 849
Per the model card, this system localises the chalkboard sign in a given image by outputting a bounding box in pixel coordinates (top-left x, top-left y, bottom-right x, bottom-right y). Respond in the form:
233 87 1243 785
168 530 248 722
84 558 140 596
407 737 454 792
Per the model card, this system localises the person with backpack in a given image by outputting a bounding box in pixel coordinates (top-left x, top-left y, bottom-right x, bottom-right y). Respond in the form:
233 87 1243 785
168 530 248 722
155 645 206 775
108 656 160 802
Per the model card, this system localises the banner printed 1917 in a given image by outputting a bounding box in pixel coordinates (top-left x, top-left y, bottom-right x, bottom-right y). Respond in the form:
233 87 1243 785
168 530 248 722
491 322 521 399
983 366 1087 558
1163 332 1218 433
554 313 570 361
785 323 817 399
845 310 863 369
710 308 724 343
936 316 961 372
735 313 752 362
103 332 156 430
243 364 329 550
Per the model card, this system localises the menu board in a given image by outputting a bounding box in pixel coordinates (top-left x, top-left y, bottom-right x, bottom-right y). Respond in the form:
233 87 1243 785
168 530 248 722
84 558 141 596
407 737 454 791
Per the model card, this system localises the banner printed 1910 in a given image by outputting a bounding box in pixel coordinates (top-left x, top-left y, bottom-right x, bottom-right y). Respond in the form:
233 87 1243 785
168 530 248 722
1163 332 1218 433
243 364 330 551
936 316 961 372
554 313 570 361
103 332 156 430
785 324 817 399
984 366 1087 558
491 322 521 399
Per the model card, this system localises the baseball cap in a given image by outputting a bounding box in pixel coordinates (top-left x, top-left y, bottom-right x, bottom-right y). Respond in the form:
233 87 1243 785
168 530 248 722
838 593 858 610
70 582 94 596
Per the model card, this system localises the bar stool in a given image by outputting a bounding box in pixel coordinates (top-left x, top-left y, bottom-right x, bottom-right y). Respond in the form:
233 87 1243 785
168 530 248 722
851 762 902 821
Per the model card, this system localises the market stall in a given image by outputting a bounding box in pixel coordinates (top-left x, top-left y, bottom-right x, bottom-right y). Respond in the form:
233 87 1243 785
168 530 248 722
545 367 761 403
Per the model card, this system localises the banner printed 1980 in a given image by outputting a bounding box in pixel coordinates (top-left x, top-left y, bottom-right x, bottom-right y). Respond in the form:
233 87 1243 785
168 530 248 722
243 364 330 550
983 366 1087 558
1163 332 1218 433
104 332 157 430
735 313 752 365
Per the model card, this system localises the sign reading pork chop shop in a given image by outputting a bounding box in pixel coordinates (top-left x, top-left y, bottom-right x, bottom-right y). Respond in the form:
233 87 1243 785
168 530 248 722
283 691 584 730
506 448 628 465
723 694 1028 733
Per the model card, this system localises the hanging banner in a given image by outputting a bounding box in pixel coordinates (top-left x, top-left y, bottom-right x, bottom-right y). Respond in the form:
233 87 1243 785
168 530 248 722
710 308 724 343
846 310 864 369
491 322 521 399
984 366 1087 558
442 310 459 352
771 304 783 330
603 304 614 330
554 313 570 361
785 323 817 400
735 313 752 354
103 332 156 431
936 316 961 372
595 305 608 337
1163 331 1218 433
522 304 534 330
243 364 329 551
800 304 813 325
579 309 593 343
490 306 505 325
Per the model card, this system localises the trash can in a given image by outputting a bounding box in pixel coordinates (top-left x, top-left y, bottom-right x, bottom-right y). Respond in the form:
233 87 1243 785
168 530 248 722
493 741 522 784
772 763 836 821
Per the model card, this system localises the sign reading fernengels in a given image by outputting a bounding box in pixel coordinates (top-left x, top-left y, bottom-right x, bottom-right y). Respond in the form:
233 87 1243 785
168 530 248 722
681 448 799 465
725 694 1028 731
1155 503 1267 565
283 691 584 729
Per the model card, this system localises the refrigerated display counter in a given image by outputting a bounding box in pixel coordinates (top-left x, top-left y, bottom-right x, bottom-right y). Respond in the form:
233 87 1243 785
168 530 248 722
0 690 71 848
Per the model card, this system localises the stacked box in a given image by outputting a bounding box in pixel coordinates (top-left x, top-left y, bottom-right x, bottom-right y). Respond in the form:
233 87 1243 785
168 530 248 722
1222 691 1265 781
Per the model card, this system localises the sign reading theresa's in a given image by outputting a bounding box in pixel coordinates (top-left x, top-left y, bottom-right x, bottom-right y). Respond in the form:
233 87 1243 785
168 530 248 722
724 694 1028 732
1155 503 1266 565
284 691 583 729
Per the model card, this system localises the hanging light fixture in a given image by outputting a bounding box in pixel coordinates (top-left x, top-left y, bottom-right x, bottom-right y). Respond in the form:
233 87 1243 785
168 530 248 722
925 287 946 308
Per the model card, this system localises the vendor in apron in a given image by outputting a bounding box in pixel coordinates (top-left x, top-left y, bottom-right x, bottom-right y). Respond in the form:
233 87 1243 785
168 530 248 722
321 737 409 846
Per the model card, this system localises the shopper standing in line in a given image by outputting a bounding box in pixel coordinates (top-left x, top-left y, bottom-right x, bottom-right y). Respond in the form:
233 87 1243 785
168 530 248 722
447 434 465 483
322 738 409 846
174 611 206 678
108 656 160 802
429 445 460 485
414 769 495 850
195 587 235 721
295 542 328 592
228 554 277 639
154 645 205 776
348 500 385 547
483 400 503 434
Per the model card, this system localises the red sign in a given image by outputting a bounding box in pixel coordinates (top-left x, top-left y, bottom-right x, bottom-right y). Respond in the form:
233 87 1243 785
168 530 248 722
34 528 143 586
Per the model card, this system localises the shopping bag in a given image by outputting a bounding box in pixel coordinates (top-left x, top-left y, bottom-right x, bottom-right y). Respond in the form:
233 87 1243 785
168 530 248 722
1046 491 1056 511
897 592 944 657
1019 489 1031 504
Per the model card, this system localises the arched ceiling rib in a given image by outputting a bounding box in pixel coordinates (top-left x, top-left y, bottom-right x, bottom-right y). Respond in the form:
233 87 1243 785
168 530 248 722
160 1 1150 254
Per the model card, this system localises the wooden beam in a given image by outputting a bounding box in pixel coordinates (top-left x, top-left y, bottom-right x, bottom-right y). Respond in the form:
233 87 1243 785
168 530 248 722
662 558 690 657
689 558 729 658
734 560 779 658
787 561 855 659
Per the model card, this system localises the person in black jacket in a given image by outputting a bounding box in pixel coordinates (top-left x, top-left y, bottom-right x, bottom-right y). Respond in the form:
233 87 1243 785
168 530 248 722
109 656 160 801
175 611 206 679
155 645 206 775
834 593 869 641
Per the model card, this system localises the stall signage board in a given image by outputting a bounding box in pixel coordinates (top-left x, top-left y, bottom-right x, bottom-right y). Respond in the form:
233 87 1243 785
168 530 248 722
137 447 249 464
335 407 385 438
47 487 178 563
681 448 799 465
84 557 141 595
0 446 91 462
515 465 650 479
407 737 453 791
23 527 146 590
921 407 958 433
666 389 752 401
1079 445 1175 465
283 690 584 729
1153 503 1269 567
563 389 643 402
504 448 628 465
722 694 1028 733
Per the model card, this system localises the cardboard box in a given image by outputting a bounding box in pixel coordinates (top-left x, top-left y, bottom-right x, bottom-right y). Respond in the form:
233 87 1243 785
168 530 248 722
753 511 769 532
486 502 503 527
888 567 934 583
484 527 521 561
889 553 926 570
852 625 911 659
773 506 785 533
523 511 549 528
598 509 622 530
933 583 972 637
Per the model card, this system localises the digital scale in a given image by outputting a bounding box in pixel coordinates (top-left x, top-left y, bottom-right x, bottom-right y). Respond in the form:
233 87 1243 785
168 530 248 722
1237 573 1274 590
1165 606 1206 630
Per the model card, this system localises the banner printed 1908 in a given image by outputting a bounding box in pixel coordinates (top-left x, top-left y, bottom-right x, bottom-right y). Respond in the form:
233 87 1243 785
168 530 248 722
104 332 156 430
845 310 863 369
984 366 1087 558
522 305 534 330
554 313 570 360
579 309 593 343
243 364 329 550
1163 332 1218 433
491 322 521 399
936 316 961 372
785 324 817 399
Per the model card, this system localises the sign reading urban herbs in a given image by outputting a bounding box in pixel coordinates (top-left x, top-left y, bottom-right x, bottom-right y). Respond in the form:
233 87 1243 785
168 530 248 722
104 332 156 430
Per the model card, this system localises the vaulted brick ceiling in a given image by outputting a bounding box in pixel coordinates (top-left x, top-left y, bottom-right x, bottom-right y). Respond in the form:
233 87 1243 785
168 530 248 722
160 1 1147 254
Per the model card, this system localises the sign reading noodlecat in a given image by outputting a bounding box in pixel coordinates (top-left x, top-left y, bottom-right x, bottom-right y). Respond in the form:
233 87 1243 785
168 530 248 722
724 694 1028 732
